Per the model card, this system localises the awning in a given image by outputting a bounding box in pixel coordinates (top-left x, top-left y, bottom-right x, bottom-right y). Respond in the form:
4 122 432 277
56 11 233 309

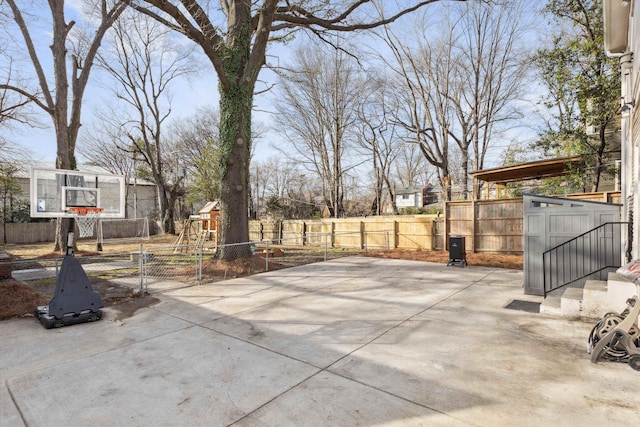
470 156 582 185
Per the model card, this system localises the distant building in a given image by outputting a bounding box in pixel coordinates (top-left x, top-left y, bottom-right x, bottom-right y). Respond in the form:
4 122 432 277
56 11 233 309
395 186 424 210
392 184 440 213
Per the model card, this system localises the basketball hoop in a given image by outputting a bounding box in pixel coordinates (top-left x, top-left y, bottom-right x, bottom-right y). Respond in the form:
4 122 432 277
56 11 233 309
69 207 104 238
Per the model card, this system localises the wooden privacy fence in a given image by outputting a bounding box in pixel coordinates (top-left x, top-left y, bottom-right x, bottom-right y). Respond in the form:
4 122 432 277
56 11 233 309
447 199 523 253
245 192 616 254
249 216 440 250
445 192 621 254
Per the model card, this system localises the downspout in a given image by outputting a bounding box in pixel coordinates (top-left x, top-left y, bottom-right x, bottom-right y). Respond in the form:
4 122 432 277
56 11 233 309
603 0 633 260
620 53 635 261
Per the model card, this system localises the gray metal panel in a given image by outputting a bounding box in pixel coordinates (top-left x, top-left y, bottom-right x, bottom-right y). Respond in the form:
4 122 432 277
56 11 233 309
524 213 543 295
523 195 621 295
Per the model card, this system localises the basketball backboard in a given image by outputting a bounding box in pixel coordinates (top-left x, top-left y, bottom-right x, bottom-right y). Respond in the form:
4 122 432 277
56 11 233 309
30 168 126 219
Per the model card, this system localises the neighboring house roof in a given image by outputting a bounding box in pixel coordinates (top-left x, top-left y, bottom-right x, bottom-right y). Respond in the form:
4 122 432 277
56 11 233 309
396 184 436 195
396 186 423 195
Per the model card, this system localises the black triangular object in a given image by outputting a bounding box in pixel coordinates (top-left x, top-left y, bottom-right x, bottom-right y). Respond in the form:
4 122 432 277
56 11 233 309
48 255 103 319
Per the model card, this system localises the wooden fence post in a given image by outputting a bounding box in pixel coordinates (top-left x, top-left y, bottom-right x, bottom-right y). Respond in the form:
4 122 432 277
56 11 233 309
394 221 399 249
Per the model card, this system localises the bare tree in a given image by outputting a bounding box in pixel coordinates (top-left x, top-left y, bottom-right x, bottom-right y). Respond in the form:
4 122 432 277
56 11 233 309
452 1 528 196
127 0 460 258
252 157 314 219
92 10 199 233
0 68 35 161
381 24 456 201
394 143 435 189
79 114 135 176
275 42 369 217
0 61 31 132
170 106 221 211
78 119 136 217
381 2 527 200
258 157 297 199
0 0 126 251
356 76 401 215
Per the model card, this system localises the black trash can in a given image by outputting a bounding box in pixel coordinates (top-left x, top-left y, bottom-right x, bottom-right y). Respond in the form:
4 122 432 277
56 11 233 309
447 236 466 267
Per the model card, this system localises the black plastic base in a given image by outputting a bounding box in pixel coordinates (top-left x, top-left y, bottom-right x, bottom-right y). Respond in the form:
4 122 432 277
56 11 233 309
36 254 104 330
35 305 102 329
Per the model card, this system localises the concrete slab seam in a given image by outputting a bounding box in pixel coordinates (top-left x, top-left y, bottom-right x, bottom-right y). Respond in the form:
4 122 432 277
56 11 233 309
6 321 198 385
5 379 27 427
199 321 322 369
229 268 502 424
201 267 503 376
213 293 481 427
315 278 483 372
322 368 480 427
228 369 324 426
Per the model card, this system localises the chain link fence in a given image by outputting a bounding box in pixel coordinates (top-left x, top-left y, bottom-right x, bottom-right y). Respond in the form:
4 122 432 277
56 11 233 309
140 234 364 293
4 253 141 296
2 232 376 296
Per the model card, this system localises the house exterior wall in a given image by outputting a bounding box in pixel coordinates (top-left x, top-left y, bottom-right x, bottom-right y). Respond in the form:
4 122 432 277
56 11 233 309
622 1 640 259
624 1 640 261
395 192 421 209
605 0 640 263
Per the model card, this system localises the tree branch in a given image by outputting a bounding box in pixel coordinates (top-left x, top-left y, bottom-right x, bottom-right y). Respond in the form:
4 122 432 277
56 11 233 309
246 0 278 86
5 0 55 111
0 84 51 113
134 0 230 89
273 0 466 32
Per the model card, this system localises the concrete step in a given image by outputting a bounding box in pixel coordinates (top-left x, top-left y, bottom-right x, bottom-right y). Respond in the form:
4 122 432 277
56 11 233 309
560 287 583 317
606 272 638 312
581 280 608 319
540 294 561 316
541 273 639 320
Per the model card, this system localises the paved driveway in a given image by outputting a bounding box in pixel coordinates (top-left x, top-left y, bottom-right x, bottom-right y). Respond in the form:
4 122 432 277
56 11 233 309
1 257 638 426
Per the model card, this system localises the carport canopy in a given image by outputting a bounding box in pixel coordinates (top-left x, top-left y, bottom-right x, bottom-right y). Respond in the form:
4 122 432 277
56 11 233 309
470 156 582 199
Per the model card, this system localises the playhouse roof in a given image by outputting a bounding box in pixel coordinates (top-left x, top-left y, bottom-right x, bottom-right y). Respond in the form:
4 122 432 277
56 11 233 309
198 200 221 214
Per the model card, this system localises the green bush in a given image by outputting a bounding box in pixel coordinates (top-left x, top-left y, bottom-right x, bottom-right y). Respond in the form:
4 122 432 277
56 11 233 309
400 207 425 215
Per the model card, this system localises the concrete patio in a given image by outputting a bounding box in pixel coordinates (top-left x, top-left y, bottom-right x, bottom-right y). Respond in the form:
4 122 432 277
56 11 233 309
1 257 638 426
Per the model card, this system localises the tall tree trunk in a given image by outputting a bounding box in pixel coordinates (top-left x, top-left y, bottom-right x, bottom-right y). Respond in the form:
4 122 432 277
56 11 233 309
218 81 252 259
384 176 399 215
213 2 254 259
156 182 176 234
460 148 469 200
591 124 608 192
3 189 7 244
54 119 76 252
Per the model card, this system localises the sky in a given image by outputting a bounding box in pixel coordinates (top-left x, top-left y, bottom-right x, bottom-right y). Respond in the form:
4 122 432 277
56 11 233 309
2 0 549 171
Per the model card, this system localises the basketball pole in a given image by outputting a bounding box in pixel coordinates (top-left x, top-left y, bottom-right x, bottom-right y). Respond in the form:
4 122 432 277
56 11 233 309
66 219 75 256
96 176 102 251
96 219 103 251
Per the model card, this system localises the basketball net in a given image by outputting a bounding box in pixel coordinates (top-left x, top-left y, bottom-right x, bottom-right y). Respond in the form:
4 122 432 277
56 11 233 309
69 207 104 238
